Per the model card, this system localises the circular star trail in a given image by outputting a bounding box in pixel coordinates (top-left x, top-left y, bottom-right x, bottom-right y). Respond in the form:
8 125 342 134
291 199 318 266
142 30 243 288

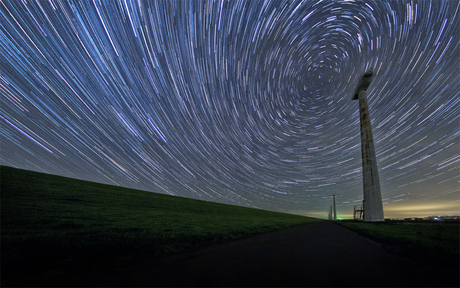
1 0 459 218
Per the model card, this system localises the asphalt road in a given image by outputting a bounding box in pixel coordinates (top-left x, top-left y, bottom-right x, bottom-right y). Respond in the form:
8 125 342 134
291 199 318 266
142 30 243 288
47 221 457 287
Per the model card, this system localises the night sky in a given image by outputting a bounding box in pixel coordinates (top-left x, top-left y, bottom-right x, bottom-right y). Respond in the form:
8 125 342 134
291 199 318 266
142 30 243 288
1 0 459 219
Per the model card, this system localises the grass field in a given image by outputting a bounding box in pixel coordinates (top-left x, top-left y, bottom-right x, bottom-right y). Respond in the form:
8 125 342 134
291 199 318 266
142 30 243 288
1 166 321 286
336 220 459 271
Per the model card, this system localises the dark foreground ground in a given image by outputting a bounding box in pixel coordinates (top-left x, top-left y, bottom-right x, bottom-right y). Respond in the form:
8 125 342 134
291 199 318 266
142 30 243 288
41 221 458 287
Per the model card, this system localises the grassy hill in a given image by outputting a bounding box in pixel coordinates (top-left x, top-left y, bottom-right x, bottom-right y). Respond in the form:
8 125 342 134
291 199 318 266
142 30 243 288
1 166 320 285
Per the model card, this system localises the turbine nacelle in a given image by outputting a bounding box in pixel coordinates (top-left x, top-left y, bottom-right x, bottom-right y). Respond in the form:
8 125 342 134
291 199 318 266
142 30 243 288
353 71 374 100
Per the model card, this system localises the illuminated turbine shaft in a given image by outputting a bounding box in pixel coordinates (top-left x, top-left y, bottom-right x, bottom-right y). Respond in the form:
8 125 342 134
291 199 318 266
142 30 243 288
333 195 337 220
353 72 384 222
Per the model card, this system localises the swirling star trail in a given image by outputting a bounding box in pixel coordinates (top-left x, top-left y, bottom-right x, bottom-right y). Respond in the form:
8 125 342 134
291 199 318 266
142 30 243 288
1 0 459 218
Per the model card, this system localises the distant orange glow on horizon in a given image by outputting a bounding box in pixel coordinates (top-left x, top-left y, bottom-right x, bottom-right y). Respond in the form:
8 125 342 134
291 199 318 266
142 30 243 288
296 200 460 219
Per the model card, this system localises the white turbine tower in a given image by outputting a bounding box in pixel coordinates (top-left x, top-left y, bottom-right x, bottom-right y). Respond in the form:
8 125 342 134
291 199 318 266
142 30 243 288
353 71 384 222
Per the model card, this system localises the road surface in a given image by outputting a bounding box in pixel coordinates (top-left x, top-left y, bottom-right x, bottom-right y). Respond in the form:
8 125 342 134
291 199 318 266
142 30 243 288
46 221 457 287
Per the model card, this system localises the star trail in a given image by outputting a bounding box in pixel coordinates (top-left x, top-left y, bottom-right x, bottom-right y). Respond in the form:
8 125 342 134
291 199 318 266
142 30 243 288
1 0 459 218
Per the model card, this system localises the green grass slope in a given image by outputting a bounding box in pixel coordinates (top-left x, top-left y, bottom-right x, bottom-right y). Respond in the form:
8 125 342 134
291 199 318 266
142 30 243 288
1 166 321 285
